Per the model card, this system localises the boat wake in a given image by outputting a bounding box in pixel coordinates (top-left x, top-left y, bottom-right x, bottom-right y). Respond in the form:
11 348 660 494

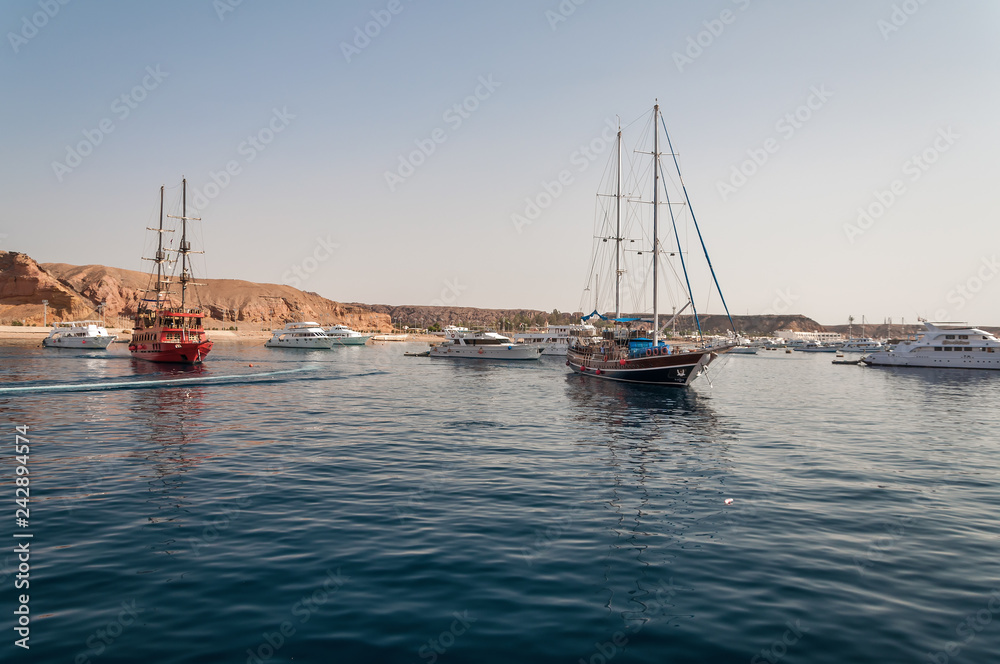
0 367 319 394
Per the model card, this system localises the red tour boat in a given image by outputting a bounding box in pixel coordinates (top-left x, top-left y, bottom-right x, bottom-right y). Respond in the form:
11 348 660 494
129 179 214 364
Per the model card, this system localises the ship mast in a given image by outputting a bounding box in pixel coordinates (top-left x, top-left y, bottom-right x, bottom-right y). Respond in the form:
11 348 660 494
652 103 660 345
614 125 622 320
166 178 201 311
142 185 173 313
180 179 189 308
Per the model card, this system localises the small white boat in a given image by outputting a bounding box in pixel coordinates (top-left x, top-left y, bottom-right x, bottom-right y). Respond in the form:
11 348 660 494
838 338 884 353
43 320 116 349
429 329 543 360
265 322 334 349
794 341 839 353
861 321 1000 370
325 325 372 346
729 346 757 355
371 333 408 341
513 324 601 355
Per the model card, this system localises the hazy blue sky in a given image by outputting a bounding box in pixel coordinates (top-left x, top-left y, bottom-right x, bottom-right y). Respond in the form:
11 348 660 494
3 0 999 324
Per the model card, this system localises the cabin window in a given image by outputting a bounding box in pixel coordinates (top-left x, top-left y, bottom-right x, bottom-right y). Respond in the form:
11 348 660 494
934 347 942 351
945 335 955 339
943 347 952 351
959 335 968 339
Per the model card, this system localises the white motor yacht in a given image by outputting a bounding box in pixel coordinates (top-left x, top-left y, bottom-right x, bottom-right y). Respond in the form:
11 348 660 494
838 338 884 353
43 321 116 349
265 322 334 349
512 324 600 355
429 329 543 360
861 322 1000 369
325 325 372 346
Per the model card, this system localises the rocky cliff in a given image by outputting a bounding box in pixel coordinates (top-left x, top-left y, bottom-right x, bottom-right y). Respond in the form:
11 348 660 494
0 251 392 331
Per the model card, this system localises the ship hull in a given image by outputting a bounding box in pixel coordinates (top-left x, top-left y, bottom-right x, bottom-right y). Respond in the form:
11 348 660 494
429 345 543 360
129 340 214 364
567 346 726 386
861 353 1000 370
43 336 116 349
330 336 371 346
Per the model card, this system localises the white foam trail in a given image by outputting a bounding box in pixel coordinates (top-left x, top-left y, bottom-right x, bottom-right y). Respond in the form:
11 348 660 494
0 367 317 394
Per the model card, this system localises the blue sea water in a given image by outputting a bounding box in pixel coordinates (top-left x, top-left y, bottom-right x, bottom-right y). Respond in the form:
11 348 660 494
1 341 999 663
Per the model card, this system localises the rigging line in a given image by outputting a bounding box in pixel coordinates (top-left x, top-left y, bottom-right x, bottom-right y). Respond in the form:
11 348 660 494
660 115 737 336
657 157 701 340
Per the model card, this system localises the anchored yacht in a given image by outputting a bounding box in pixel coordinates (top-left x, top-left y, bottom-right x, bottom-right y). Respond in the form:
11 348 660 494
861 322 1000 370
43 320 116 349
513 324 600 355
265 322 334 349
326 325 372 346
429 328 543 360
838 338 884 353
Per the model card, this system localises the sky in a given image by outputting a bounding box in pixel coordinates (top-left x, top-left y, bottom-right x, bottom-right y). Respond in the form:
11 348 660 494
2 0 999 325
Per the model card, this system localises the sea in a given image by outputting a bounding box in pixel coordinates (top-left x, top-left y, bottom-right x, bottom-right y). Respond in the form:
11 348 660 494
1 340 999 664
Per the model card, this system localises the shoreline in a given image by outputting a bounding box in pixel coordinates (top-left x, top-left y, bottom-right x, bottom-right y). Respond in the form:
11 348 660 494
0 325 439 344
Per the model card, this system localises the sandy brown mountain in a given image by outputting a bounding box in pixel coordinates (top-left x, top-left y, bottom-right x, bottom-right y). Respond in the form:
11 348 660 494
0 251 391 331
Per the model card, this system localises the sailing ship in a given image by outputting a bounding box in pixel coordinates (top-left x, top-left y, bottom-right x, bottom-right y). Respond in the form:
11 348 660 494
129 179 214 364
566 103 737 386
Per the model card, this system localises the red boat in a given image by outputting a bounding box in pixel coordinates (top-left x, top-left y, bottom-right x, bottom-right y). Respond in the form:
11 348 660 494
129 179 214 365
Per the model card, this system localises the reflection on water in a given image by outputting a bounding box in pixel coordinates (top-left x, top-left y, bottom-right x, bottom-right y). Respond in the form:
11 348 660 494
563 373 737 633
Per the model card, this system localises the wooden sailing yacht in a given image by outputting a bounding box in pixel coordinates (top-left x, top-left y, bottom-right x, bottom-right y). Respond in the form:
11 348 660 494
566 103 737 386
129 179 214 364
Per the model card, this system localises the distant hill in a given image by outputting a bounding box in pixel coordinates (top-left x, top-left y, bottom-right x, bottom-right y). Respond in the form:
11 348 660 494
3 250 833 336
0 251 391 331
362 303 826 337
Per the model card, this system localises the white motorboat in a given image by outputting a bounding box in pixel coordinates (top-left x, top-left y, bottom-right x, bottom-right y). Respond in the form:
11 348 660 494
861 321 1000 370
513 324 600 355
729 346 757 355
265 322 334 349
429 329 543 360
794 341 839 353
838 338 884 353
43 320 116 349
325 325 372 346
371 333 408 341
